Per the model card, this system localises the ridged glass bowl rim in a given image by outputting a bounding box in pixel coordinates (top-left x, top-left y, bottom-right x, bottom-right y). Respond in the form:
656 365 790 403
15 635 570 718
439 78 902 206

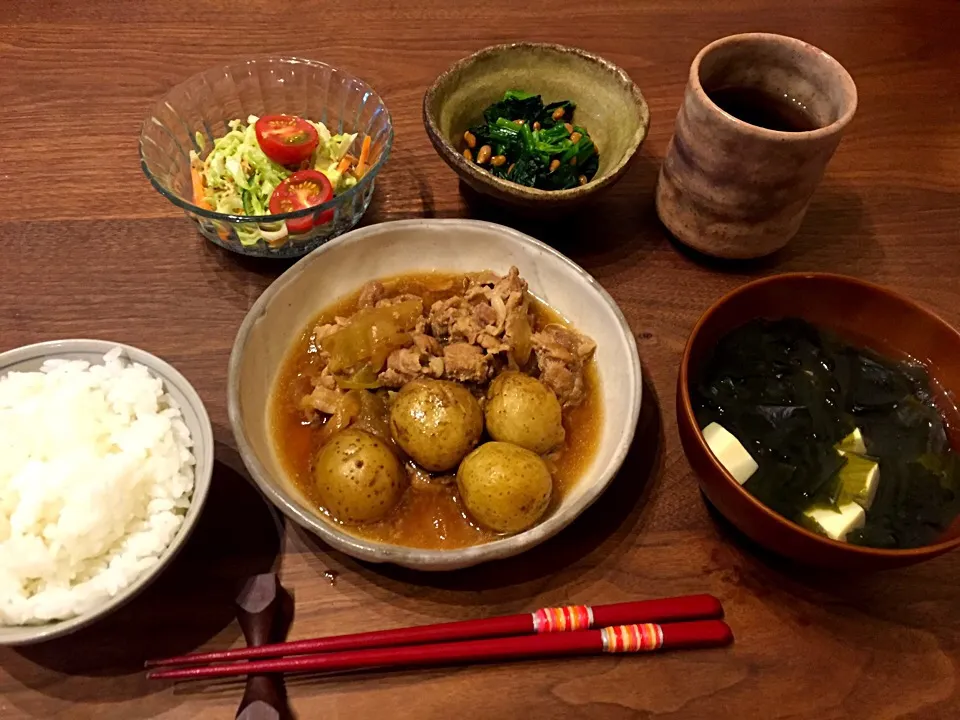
138 56 394 224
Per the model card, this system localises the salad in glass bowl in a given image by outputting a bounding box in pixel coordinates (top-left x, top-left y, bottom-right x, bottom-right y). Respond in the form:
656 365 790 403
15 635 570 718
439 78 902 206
140 57 393 258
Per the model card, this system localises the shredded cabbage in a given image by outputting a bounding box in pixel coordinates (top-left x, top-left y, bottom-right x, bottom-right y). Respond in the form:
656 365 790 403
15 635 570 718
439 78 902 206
311 127 359 192
189 115 363 246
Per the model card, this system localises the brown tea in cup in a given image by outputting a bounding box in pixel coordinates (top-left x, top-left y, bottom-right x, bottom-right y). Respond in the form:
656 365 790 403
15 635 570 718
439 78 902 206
656 33 858 259
705 86 819 132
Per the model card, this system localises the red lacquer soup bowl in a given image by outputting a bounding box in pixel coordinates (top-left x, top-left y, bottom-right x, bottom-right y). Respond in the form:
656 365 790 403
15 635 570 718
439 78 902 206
678 273 960 570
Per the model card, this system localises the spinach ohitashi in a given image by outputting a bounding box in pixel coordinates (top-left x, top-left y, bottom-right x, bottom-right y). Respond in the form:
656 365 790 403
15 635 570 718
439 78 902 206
461 91 600 190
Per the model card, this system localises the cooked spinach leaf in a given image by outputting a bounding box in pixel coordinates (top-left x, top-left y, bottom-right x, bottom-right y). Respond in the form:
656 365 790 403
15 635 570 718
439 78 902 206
462 90 599 190
482 91 544 125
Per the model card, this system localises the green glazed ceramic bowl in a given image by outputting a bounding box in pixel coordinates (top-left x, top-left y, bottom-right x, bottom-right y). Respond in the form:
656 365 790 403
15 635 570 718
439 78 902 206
423 43 650 213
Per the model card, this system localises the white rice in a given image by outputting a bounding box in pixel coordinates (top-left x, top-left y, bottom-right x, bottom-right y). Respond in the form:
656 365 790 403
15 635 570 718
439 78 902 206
0 348 195 625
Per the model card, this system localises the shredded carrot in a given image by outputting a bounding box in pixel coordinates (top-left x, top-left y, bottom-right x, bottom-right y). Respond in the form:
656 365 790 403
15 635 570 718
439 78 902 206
190 165 204 200
336 157 352 174
344 153 359 164
190 165 213 210
355 135 372 177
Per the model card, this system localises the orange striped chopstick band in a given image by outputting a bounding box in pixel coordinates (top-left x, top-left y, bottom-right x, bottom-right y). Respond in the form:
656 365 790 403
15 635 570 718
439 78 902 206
531 605 594 633
600 623 664 653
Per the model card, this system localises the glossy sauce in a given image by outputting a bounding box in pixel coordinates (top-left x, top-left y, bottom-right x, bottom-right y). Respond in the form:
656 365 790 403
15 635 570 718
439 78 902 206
271 271 603 549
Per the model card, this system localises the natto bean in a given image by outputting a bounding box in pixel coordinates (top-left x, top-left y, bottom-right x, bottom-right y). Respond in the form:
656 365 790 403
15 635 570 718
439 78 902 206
463 131 477 149
476 145 492 164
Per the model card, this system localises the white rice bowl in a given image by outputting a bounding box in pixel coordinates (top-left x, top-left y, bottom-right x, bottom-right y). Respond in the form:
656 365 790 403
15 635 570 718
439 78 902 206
0 348 195 625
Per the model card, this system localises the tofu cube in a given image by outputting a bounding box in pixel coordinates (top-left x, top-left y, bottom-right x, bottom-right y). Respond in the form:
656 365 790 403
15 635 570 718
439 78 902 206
803 502 866 542
702 422 759 485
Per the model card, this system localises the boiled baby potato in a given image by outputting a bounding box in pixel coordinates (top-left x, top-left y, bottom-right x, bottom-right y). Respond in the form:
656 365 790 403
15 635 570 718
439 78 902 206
390 379 483 471
485 371 565 454
457 441 553 533
313 428 405 524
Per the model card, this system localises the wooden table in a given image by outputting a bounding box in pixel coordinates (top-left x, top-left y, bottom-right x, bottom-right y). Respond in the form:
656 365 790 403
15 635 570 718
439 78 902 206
2 1 959 717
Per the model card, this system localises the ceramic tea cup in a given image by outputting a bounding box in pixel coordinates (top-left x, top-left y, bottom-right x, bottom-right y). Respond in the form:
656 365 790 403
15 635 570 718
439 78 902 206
656 33 857 259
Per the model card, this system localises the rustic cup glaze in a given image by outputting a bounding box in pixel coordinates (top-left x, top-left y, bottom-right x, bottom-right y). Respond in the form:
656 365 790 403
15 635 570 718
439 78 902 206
656 33 857 259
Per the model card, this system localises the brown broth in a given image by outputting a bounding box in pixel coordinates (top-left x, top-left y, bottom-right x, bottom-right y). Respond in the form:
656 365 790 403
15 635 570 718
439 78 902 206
270 271 603 550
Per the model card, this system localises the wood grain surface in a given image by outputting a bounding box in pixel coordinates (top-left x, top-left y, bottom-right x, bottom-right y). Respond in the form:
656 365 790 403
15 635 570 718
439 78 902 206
2 1 960 718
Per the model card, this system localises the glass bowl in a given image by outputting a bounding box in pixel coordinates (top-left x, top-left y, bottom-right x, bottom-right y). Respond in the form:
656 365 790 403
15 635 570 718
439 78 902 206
139 57 393 259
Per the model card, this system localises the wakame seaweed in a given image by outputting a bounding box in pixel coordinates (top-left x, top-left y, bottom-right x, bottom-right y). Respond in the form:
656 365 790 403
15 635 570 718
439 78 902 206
692 318 960 549
462 90 600 190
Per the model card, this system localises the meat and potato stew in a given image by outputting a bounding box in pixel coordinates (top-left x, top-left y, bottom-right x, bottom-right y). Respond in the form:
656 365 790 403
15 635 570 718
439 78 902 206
271 267 603 549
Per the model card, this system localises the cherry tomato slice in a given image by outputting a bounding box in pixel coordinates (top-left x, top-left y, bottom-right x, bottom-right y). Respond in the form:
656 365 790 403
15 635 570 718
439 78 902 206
255 115 320 166
269 170 334 233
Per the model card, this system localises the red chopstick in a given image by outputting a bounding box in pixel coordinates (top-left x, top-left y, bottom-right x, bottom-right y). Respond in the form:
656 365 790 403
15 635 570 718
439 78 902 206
148 620 732 681
146 594 722 669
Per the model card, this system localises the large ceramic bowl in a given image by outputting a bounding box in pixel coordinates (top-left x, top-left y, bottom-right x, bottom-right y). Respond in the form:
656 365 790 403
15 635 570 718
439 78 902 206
0 340 214 645
229 219 643 570
140 56 393 259
678 273 960 570
423 43 650 213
